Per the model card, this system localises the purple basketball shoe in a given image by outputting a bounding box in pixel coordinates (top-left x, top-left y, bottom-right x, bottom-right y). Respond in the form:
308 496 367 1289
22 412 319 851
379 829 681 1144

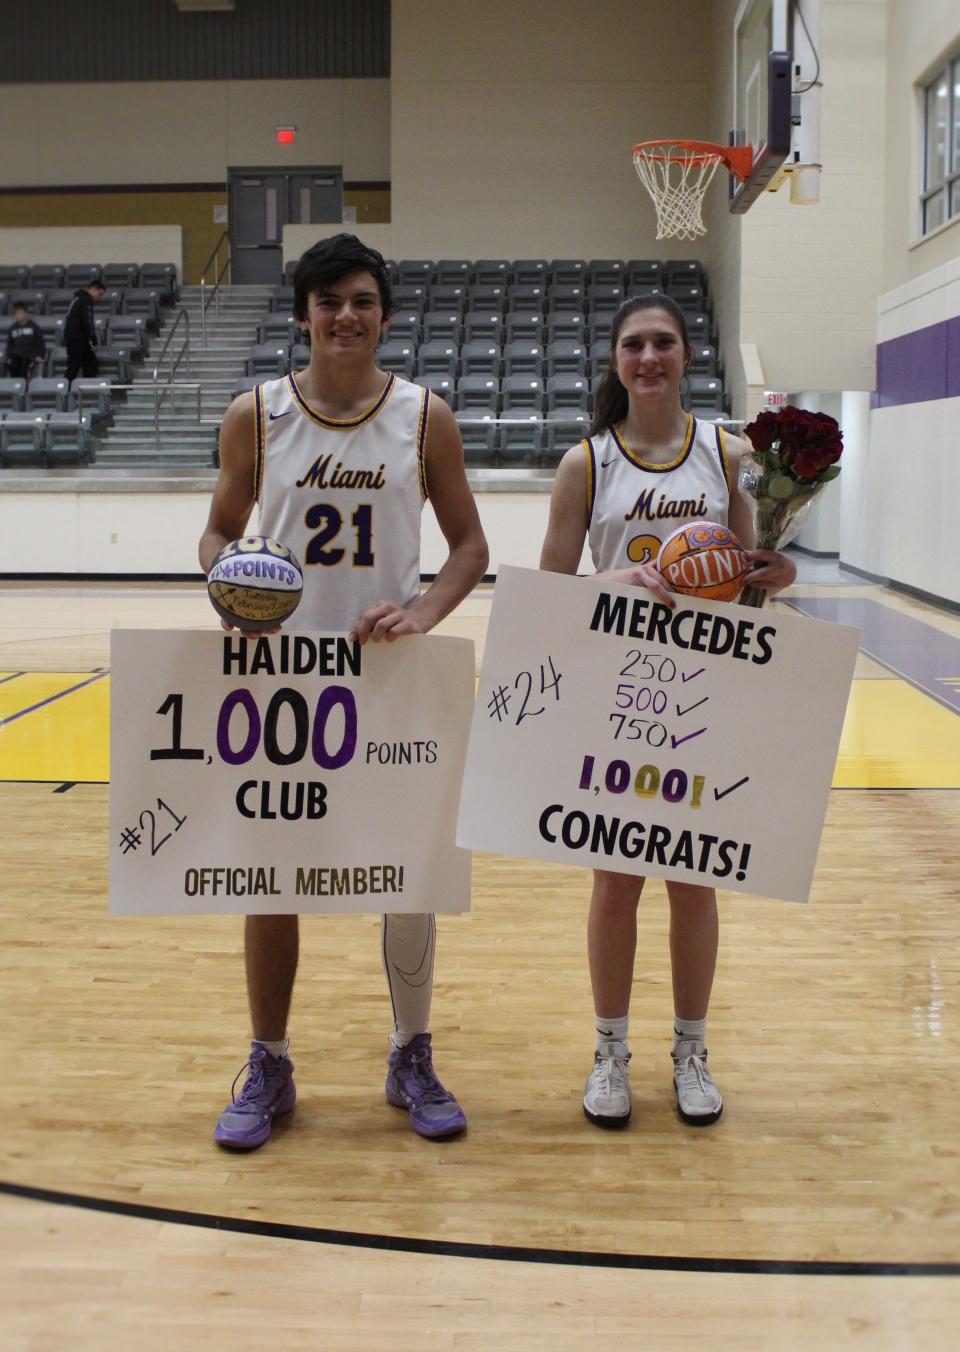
385 1033 467 1138
213 1044 296 1150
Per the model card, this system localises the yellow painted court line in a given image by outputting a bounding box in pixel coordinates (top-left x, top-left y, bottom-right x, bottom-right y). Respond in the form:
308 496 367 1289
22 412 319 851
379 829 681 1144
834 680 960 788
0 672 957 789
0 673 110 783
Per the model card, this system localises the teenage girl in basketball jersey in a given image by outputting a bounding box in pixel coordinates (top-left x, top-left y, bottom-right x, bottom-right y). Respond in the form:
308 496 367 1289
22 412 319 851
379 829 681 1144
200 234 488 1149
540 295 795 1129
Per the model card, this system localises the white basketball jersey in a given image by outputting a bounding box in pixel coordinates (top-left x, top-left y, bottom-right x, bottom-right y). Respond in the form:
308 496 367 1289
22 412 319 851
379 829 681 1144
254 371 429 632
585 416 734 572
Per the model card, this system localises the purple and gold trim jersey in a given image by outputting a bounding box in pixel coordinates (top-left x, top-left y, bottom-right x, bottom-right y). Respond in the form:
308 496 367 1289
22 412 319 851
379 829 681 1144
585 417 734 571
254 371 430 632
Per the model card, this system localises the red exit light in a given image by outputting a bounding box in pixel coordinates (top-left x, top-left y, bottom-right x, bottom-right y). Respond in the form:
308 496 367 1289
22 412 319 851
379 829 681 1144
276 128 296 144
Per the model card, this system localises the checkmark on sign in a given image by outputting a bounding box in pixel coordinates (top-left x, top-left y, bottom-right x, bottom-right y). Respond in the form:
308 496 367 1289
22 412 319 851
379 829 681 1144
670 727 707 749
676 695 709 717
681 668 705 683
714 775 750 801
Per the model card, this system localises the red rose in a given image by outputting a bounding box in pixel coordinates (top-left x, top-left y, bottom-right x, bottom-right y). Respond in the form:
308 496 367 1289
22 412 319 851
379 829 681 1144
744 410 779 453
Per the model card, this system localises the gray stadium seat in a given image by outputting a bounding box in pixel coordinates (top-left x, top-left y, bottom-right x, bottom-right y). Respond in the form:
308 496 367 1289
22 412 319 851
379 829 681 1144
45 412 95 465
504 313 543 344
37 317 65 348
392 284 427 316
92 347 131 384
42 289 77 316
426 286 467 313
545 340 587 377
0 378 27 411
455 415 498 463
65 264 102 289
499 418 544 464
377 339 415 378
463 311 504 344
669 284 707 313
587 317 614 346
0 412 46 467
386 311 420 342
138 264 178 301
546 283 586 312
413 374 455 406
258 314 299 346
626 259 664 288
0 266 30 290
587 259 625 286
587 284 624 314
11 290 46 315
546 314 586 344
546 373 590 412
459 341 501 377
421 311 463 342
246 344 289 377
415 340 458 378
466 285 505 314
433 260 472 286
502 374 545 413
27 265 64 290
665 259 706 290
686 375 725 415
455 376 500 414
106 316 148 356
509 259 548 286
549 260 587 286
473 259 509 286
232 376 262 398
544 414 590 464
396 259 433 286
271 285 296 312
289 343 310 369
503 341 544 377
122 289 162 329
25 377 69 413
68 378 113 426
689 344 718 376
685 314 710 343
506 284 546 312
102 263 140 289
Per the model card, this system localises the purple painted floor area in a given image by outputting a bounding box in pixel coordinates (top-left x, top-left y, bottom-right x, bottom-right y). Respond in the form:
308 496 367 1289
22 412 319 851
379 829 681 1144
785 597 960 716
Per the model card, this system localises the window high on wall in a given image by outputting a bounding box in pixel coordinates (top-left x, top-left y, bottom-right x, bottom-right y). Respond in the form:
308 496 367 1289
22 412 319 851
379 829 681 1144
921 56 960 235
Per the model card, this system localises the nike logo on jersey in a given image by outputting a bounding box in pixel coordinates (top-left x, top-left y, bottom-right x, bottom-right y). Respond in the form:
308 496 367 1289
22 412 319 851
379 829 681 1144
269 410 292 421
601 458 617 468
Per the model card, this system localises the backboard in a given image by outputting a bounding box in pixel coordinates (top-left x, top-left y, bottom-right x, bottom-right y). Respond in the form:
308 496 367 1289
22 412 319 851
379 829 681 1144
730 0 793 213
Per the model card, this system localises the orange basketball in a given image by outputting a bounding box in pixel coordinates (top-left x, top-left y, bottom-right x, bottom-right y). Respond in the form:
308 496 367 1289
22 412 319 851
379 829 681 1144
656 521 750 603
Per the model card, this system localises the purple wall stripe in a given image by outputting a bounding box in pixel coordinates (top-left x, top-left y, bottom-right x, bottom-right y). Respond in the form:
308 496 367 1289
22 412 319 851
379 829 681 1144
874 318 954 408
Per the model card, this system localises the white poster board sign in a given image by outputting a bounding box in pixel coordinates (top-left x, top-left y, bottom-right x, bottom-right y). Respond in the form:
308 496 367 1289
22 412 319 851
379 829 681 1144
109 630 473 916
457 567 858 902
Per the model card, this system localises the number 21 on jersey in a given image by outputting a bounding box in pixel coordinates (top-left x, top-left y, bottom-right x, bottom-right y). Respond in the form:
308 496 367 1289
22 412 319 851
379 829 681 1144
304 503 374 567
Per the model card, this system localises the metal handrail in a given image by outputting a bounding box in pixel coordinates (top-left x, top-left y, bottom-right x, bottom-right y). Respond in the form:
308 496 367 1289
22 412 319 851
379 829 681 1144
152 310 193 440
199 230 231 346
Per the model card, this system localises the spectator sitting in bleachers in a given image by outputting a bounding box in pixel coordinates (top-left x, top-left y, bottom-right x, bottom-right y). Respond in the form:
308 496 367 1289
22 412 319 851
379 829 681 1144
4 303 46 381
64 280 105 382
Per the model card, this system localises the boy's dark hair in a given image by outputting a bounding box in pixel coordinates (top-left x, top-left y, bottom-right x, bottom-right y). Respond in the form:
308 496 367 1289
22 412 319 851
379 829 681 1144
13 302 27 312
89 280 106 293
590 294 692 434
293 233 393 322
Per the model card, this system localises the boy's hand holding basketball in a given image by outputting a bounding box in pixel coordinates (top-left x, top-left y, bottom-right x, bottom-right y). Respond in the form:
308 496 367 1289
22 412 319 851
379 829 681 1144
743 548 797 593
592 562 677 608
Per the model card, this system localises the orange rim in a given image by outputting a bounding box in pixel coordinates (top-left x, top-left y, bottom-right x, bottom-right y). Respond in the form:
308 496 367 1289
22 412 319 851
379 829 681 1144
632 139 754 183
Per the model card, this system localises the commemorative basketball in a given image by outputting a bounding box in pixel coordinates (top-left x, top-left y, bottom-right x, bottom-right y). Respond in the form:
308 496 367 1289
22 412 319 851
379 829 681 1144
207 535 304 630
656 521 750 603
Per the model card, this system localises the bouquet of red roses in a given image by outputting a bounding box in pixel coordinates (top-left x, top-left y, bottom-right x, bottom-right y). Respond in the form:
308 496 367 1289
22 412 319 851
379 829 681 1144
738 405 843 607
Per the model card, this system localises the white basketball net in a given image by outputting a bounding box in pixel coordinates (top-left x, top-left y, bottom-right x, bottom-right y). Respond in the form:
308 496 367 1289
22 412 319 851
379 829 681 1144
632 144 723 241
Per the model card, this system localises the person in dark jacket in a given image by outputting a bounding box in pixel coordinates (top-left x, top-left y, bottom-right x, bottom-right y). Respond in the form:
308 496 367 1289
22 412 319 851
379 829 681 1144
4 303 46 380
64 281 105 381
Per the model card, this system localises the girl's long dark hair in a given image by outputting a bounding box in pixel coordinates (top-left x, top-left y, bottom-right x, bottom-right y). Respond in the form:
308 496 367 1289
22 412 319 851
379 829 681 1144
590 294 691 434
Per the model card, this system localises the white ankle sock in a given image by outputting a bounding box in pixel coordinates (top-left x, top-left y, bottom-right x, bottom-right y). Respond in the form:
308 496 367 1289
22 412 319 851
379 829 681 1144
255 1038 289 1059
595 1014 629 1050
673 1016 706 1053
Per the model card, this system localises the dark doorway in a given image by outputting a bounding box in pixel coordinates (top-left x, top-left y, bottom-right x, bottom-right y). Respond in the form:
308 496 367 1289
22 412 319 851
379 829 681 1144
228 168 343 284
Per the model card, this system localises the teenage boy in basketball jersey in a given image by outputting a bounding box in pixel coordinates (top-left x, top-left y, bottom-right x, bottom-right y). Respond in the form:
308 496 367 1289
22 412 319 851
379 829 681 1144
540 295 795 1131
200 234 488 1149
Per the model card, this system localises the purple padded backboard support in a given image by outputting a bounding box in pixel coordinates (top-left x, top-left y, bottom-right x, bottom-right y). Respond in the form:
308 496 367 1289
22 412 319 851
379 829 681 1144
729 51 793 214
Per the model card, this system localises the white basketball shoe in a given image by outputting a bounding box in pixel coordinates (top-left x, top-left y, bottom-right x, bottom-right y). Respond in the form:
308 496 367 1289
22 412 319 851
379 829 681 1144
672 1040 723 1125
583 1040 632 1128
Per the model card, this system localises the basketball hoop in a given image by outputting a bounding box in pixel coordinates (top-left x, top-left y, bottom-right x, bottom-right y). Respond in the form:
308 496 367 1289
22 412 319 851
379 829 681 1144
631 140 753 240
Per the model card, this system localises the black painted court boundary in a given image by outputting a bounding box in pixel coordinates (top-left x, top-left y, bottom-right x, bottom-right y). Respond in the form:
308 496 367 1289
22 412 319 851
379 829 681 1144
3 1182 957 1277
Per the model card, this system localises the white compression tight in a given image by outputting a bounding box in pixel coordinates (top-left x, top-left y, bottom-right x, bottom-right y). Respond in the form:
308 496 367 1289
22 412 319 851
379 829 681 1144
380 912 436 1043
